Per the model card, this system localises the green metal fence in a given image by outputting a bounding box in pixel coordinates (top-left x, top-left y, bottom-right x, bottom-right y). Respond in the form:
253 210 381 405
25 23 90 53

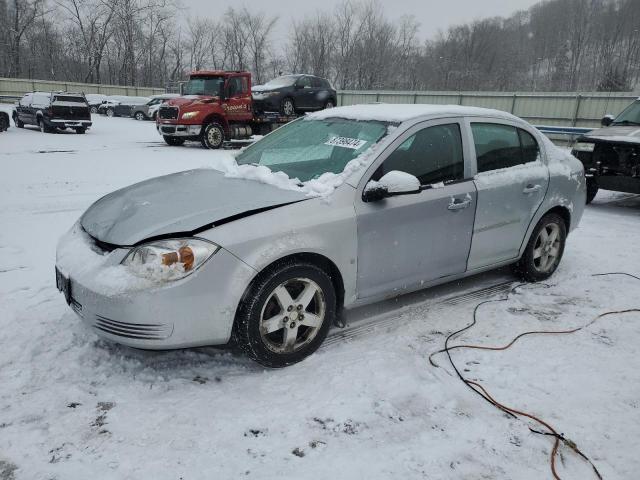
337 90 639 129
0 77 164 100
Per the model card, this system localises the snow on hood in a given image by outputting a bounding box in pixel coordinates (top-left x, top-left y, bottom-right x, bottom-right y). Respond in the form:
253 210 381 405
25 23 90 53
165 96 220 108
308 104 521 124
583 125 640 144
80 168 307 246
251 85 272 93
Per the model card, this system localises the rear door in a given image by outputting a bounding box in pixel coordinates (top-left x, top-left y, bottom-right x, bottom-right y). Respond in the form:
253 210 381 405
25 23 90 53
466 119 549 270
355 119 477 299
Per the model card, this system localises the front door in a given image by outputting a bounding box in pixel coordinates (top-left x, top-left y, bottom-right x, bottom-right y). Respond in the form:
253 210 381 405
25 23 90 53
223 76 252 122
466 120 549 270
356 120 477 299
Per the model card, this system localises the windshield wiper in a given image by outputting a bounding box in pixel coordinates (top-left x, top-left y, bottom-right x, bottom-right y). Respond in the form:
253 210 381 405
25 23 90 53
612 120 640 126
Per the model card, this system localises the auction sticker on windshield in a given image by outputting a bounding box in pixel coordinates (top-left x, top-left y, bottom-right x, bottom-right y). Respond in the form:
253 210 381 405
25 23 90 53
325 136 367 150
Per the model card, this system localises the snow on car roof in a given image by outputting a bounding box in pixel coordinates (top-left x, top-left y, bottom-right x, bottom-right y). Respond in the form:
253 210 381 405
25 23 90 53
308 103 520 123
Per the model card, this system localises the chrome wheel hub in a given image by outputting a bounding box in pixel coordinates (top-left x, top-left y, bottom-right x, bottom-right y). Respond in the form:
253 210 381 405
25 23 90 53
259 278 326 354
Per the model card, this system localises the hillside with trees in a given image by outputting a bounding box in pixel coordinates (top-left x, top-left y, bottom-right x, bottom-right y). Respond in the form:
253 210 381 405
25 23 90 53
0 0 638 92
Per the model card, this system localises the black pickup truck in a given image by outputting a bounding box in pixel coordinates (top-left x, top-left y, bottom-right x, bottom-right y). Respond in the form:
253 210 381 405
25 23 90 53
13 92 92 134
572 98 640 203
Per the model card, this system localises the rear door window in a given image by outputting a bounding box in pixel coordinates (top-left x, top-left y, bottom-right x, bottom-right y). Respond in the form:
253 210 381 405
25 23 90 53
471 123 523 173
374 123 465 186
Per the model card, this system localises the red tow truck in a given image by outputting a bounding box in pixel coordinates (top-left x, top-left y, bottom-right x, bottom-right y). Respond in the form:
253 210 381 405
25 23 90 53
156 70 298 149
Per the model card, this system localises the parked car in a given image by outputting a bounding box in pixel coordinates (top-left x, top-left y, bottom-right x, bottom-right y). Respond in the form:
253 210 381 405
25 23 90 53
13 91 92 133
0 110 9 132
98 96 150 117
131 94 180 121
252 74 337 116
56 104 585 367
85 94 107 114
571 98 640 203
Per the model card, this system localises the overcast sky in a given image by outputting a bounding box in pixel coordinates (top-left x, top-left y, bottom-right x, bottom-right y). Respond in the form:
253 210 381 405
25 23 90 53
184 0 542 48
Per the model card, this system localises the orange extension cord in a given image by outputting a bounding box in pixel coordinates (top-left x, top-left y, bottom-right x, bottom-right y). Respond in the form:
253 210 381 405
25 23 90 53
429 273 640 480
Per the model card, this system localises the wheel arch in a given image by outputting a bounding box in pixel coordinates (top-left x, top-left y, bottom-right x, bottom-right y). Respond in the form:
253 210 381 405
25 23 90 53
518 204 571 259
202 113 229 132
237 251 346 320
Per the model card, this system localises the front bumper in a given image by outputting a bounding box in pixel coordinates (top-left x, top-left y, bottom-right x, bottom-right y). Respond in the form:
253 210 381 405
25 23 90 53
55 224 257 349
157 123 203 137
252 96 280 113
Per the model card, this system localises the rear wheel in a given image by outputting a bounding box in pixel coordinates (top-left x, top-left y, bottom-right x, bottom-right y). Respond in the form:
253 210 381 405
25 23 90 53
14 116 24 128
514 213 567 282
0 114 8 132
163 135 185 146
280 97 295 116
201 122 225 149
586 177 599 204
324 99 335 109
90 106 98 114
134 111 146 121
234 261 336 368
106 108 114 117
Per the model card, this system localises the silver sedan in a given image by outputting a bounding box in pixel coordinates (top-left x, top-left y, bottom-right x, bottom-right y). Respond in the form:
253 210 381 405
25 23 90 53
55 104 586 367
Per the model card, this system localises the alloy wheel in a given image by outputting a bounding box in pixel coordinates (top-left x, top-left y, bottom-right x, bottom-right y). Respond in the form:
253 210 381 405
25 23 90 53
282 99 295 116
533 222 561 273
259 278 326 354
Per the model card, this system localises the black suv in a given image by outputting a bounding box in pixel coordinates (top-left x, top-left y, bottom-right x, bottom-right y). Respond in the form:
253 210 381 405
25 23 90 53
571 99 640 203
251 74 337 116
13 92 92 133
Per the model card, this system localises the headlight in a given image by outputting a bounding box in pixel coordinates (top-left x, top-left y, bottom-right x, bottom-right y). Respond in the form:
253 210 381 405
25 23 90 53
181 111 199 120
122 238 219 282
573 142 595 152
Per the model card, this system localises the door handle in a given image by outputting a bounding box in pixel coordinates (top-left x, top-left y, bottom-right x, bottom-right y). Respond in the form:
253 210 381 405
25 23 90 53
523 184 542 194
448 199 471 211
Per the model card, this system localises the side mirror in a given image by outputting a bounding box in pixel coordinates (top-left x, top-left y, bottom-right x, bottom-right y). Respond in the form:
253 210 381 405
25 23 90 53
601 114 614 127
363 171 421 202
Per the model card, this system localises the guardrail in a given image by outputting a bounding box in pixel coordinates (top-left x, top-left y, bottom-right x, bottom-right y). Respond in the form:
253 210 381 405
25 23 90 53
337 90 638 130
0 77 164 100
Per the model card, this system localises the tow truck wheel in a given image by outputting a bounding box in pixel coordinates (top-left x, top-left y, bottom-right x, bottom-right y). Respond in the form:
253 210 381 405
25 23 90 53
280 98 295 116
201 122 225 149
586 178 599 204
163 136 185 146
90 106 98 114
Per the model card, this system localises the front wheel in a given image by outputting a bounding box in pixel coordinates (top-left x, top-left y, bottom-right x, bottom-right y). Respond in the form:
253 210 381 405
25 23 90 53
106 108 114 117
586 177 599 204
38 118 52 133
14 116 24 128
234 262 336 368
90 106 98 114
134 111 146 121
324 100 335 109
514 213 567 282
0 114 8 132
201 122 225 149
75 127 86 134
163 135 185 146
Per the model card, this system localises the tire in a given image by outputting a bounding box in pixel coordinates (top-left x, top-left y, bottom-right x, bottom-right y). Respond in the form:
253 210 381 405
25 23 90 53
163 135 185 146
514 213 567 282
14 116 24 128
106 108 114 117
234 261 337 368
134 111 146 121
38 118 52 133
75 127 86 134
200 122 225 149
90 106 98 114
324 99 335 109
0 114 8 132
280 97 295 116
586 177 599 204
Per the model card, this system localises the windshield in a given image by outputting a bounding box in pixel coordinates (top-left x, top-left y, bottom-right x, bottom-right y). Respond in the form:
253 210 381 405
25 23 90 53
236 118 389 182
261 76 298 89
183 77 224 96
613 101 640 125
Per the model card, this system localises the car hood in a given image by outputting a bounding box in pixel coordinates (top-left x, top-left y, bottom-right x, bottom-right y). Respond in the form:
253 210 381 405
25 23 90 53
251 85 280 93
166 96 220 108
80 169 307 246
583 125 640 143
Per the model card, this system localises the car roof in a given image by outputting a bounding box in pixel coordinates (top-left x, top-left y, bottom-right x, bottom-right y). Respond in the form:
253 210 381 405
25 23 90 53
308 103 522 124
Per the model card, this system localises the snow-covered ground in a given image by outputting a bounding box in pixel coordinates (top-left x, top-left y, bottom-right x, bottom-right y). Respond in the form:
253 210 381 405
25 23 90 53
1 113 640 480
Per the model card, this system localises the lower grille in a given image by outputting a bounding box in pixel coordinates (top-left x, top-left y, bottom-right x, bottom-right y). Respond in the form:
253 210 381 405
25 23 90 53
94 315 173 340
161 126 176 134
